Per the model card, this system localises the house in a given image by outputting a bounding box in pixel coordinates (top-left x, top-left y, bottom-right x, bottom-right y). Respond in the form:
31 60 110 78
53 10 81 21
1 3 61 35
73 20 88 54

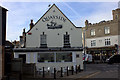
13 4 83 70
84 8 120 62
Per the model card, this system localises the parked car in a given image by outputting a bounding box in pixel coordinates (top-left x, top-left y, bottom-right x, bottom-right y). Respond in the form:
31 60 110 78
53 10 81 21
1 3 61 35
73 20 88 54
106 54 120 64
83 54 92 63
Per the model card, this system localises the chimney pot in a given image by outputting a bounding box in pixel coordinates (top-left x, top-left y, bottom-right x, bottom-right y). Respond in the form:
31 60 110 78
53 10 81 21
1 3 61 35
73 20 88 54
31 19 33 23
30 19 34 30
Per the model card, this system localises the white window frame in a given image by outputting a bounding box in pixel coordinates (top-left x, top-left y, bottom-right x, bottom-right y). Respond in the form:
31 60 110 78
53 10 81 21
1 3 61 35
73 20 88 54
104 27 110 34
40 34 47 45
64 34 70 44
91 40 96 47
90 29 95 36
105 38 111 46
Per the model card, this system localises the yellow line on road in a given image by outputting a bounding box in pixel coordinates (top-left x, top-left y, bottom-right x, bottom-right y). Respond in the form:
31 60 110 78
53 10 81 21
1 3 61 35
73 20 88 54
83 71 101 78
76 71 101 80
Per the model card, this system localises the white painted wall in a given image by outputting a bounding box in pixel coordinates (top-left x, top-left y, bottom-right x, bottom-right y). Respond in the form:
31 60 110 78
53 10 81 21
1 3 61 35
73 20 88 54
14 51 83 70
86 35 118 48
26 5 82 48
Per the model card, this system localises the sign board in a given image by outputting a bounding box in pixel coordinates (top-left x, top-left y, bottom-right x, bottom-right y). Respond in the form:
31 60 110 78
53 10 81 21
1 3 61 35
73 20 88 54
42 15 66 29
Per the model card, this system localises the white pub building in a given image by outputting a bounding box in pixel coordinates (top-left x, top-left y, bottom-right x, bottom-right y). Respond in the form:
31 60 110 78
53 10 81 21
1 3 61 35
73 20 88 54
14 4 83 70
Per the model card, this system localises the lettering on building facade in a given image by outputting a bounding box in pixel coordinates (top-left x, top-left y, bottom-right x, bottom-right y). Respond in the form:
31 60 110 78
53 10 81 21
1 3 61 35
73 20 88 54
42 15 66 29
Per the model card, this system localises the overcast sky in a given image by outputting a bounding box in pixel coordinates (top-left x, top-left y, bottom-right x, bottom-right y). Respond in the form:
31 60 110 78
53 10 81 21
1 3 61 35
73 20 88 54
0 1 118 41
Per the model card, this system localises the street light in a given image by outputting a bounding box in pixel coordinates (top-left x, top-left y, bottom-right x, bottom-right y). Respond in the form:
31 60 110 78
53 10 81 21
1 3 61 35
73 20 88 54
83 20 88 71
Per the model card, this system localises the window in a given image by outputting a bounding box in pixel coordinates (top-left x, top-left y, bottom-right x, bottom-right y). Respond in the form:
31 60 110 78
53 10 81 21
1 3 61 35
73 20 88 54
56 53 72 62
38 53 54 62
40 32 47 48
99 40 102 43
105 38 111 46
91 40 96 47
115 14 118 19
90 29 95 36
37 53 72 62
64 32 70 48
104 27 110 34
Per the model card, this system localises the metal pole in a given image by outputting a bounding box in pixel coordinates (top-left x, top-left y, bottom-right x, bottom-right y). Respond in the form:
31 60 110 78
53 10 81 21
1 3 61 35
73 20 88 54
78 65 81 72
54 68 56 79
43 67 45 78
67 66 69 76
61 67 63 77
83 30 86 71
71 66 74 75
75 65 77 74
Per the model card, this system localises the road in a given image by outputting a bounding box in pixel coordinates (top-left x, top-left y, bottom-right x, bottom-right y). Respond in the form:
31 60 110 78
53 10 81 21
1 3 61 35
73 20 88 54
82 63 120 79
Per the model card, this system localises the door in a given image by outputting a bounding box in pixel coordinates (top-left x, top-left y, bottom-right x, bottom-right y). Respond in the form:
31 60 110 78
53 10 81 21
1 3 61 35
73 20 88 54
19 54 26 63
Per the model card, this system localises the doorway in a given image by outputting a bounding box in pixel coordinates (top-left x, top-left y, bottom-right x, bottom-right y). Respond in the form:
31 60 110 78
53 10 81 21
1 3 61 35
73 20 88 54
19 54 26 63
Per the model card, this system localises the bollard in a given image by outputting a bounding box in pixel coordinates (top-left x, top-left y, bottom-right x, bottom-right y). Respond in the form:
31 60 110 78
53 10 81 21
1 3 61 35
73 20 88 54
43 67 45 78
67 66 69 76
78 65 81 72
61 67 63 77
71 66 74 75
19 73 22 80
54 68 56 79
76 65 77 74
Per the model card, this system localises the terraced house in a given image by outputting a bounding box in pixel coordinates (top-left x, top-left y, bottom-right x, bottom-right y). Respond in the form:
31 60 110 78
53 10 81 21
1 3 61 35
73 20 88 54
84 8 120 62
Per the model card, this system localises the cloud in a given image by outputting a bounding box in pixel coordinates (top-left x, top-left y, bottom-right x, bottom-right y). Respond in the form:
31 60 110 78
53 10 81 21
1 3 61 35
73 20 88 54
2 2 53 41
71 2 117 27
1 2 118 41
1 0 120 2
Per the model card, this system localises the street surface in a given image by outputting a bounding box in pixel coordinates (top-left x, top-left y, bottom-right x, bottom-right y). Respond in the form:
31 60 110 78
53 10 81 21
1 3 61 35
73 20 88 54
64 63 120 80
86 63 119 78
22 63 120 80
78 63 120 80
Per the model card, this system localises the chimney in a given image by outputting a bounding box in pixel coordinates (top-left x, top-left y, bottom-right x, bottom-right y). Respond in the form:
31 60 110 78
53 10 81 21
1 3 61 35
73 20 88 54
22 28 25 35
20 36 23 45
85 20 89 26
30 19 34 30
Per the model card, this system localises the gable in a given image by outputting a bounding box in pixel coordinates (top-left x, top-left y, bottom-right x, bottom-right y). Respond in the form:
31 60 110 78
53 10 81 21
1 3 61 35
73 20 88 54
26 4 82 48
27 4 81 33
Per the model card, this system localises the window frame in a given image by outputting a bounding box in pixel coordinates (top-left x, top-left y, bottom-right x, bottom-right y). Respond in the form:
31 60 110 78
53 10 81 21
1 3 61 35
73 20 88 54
91 40 96 47
63 32 71 48
40 32 47 48
105 38 111 46
104 27 110 34
90 29 95 36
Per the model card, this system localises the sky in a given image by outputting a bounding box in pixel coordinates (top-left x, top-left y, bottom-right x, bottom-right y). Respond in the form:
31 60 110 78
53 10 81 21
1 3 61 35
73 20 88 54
0 1 119 41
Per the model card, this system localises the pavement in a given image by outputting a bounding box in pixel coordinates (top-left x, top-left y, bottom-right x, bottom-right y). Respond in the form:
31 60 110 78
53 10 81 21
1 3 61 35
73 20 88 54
14 63 120 80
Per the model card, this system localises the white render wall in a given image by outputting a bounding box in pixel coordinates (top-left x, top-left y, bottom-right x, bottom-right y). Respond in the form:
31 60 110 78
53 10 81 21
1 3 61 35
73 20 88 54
86 35 118 48
14 51 83 70
14 52 38 63
26 5 82 48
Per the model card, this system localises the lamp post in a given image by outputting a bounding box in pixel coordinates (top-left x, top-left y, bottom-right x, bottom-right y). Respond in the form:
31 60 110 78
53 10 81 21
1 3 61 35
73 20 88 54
83 29 86 71
83 20 88 71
